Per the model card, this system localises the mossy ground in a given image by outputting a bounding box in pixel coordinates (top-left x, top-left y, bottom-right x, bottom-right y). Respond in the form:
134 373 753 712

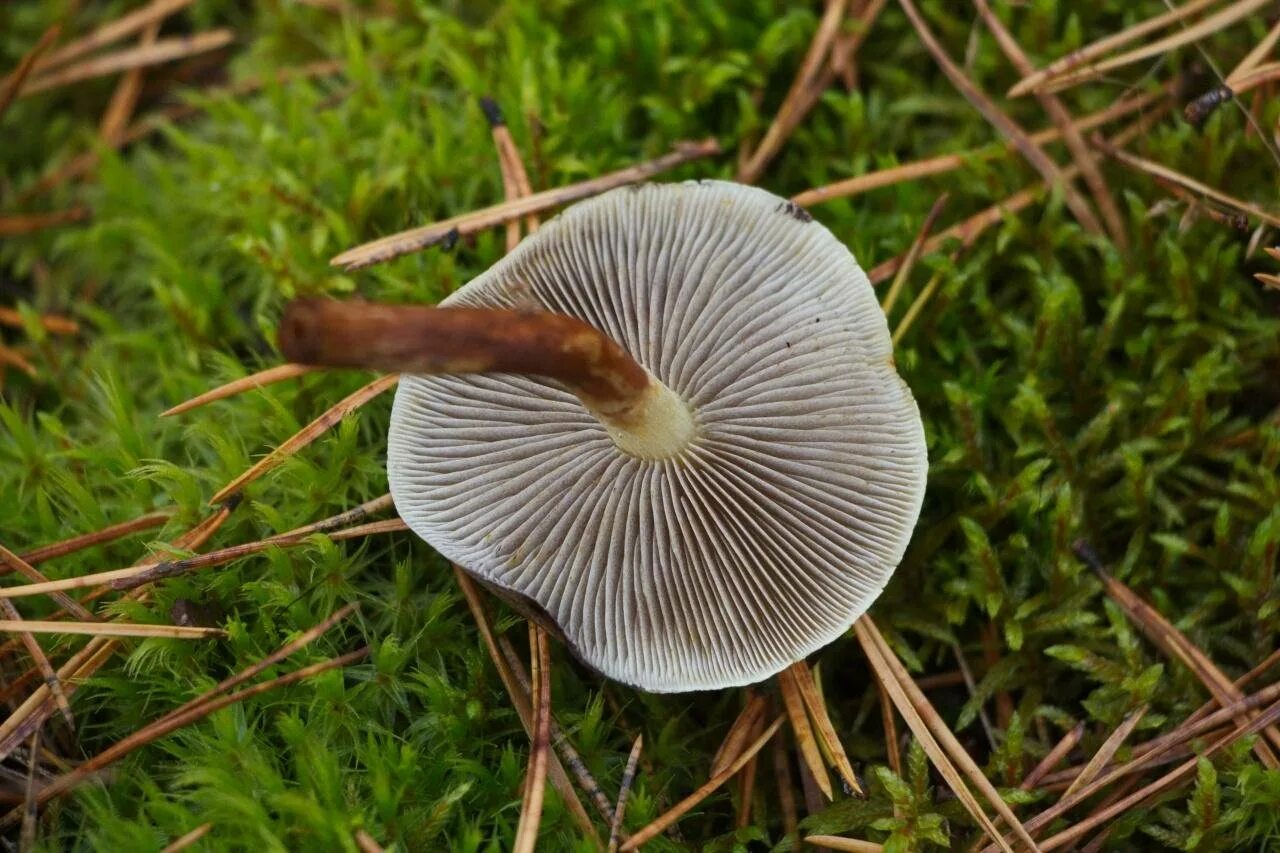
2 1 1280 850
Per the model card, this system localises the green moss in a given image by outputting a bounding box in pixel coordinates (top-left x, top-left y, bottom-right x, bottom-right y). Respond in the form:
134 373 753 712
2 1 1279 849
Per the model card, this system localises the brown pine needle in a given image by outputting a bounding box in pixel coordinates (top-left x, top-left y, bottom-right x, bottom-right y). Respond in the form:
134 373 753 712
0 24 60 123
734 714 764 828
876 674 903 776
1228 17 1280 84
1031 699 1280 852
160 823 213 853
1255 272 1280 290
163 363 317 417
855 620 1018 853
892 267 945 344
20 30 236 98
0 543 96 619
881 193 949 314
0 620 225 640
1030 0 1273 95
897 0 1103 238
1062 707 1147 798
0 345 37 378
0 648 368 827
1227 60 1280 94
31 0 195 75
0 600 74 729
737 0 851 183
868 104 1168 285
482 97 540 248
512 626 552 853
100 20 161 144
710 691 767 775
1076 540 1280 767
0 307 79 337
620 715 784 850
607 734 643 852
779 664 834 801
208 373 399 505
1092 135 1280 229
805 837 885 852
790 660 863 796
6 516 403 600
792 86 1166 208
352 829 384 853
972 0 1129 249
331 138 720 270
1008 0 1223 97
19 511 172 566
0 208 90 237
451 567 601 841
1020 722 1084 790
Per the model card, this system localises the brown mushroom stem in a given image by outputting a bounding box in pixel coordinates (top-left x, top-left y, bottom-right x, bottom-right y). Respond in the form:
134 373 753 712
279 298 696 460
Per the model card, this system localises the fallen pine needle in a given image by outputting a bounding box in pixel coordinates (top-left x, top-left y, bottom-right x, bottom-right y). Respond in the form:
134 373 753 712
0 599 74 729
512 625 552 853
0 24 61 123
1009 0 1224 97
209 373 399 505
19 511 172 566
1020 722 1085 790
163 363 317 417
1062 706 1147 798
778 663 834 801
29 0 195 75
608 734 644 853
0 647 369 827
331 139 721 270
897 0 1103 237
790 660 863 796
20 30 236 97
710 692 767 775
160 823 213 853
0 620 225 640
0 208 90 237
0 307 79 336
881 193 949 315
619 715 784 849
1030 0 1273 95
353 829 384 853
805 836 885 853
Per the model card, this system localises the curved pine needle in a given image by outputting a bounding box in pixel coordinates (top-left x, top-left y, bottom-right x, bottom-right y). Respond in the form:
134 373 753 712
209 373 399 505
163 363 316 417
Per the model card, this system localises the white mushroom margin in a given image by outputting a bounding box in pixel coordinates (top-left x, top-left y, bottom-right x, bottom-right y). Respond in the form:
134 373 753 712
388 180 927 693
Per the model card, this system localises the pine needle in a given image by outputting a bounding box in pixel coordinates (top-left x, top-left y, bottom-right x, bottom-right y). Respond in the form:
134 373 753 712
0 648 369 828
710 691 767 775
1029 0 1273 95
897 0 1104 237
0 600 74 729
0 24 60 123
792 86 1166 208
20 30 236 97
789 660 863 796
607 735 643 853
0 620 225 640
1062 706 1147 798
99 19 161 144
162 363 316 417
778 664 834 801
30 0 195 74
513 625 552 853
160 823 213 853
0 208 90 237
737 0 851 183
881 193 949 315
352 829 384 853
0 307 79 336
805 837 885 852
1009 0 1224 96
1020 722 1084 790
619 715 784 849
854 619 1024 853
208 373 399 505
330 139 720 270
18 510 170 567
0 543 95 619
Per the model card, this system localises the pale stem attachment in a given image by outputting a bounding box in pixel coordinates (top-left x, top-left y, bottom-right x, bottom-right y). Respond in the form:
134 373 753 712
279 298 696 460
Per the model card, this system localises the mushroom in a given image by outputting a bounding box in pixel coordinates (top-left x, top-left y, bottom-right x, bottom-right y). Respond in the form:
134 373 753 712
280 180 926 693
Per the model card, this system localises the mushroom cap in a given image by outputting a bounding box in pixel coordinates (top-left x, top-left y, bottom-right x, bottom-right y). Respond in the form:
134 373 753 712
388 180 927 693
